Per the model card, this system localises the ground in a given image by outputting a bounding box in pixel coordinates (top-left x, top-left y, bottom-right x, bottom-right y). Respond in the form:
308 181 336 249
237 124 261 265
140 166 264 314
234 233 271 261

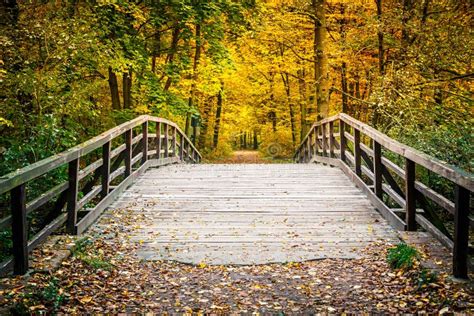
0 151 473 314
212 150 269 164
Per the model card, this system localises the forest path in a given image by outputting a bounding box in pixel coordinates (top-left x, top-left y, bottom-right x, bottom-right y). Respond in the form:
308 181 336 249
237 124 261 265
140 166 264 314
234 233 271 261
94 163 399 265
214 150 267 164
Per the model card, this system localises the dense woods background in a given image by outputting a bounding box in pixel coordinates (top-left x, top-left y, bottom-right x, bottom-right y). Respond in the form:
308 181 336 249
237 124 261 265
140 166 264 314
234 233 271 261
1 0 472 171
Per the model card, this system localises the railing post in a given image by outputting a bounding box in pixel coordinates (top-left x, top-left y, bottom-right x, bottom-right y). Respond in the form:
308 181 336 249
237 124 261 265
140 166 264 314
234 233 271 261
307 133 312 162
125 129 132 177
164 124 169 157
453 185 469 279
373 141 383 198
405 158 416 231
142 121 148 164
156 122 161 159
11 184 28 274
354 129 361 176
101 141 111 198
329 121 334 158
339 120 346 162
179 133 184 161
313 127 318 157
321 123 327 157
67 158 79 234
172 127 177 158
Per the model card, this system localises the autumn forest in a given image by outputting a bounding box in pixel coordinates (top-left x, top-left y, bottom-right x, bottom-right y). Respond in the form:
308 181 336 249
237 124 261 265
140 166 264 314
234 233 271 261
0 0 473 313
1 0 472 168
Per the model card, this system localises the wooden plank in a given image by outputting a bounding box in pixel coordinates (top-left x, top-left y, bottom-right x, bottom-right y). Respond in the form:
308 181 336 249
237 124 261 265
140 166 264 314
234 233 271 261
172 127 177 159
415 214 453 250
322 123 327 156
340 113 473 191
11 184 28 275
76 157 180 234
337 161 406 231
101 141 111 199
453 185 470 279
373 141 383 199
405 158 417 231
125 129 132 177
329 121 334 157
164 124 169 157
354 129 361 177
27 213 67 252
142 121 149 164
339 120 345 163
26 182 67 217
66 158 79 234
0 115 148 195
156 122 162 159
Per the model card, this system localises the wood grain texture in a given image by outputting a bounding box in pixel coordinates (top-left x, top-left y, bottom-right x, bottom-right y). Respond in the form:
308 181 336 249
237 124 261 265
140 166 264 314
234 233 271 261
96 163 399 265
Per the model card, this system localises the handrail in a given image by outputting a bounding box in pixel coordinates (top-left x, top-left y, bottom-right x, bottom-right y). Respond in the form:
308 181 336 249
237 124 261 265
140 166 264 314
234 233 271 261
0 115 201 275
294 113 473 280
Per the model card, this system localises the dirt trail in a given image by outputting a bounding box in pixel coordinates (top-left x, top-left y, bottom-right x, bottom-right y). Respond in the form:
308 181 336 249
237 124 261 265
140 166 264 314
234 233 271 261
216 150 268 164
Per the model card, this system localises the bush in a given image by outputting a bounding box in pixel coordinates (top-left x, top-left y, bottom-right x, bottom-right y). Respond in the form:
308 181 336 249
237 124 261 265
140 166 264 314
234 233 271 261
386 243 419 270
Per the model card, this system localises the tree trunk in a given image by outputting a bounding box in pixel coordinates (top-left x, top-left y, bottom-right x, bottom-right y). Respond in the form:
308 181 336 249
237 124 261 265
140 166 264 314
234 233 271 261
313 0 329 119
280 72 296 147
212 83 223 149
297 68 307 141
123 70 132 109
163 26 181 91
341 62 348 113
198 96 212 149
253 129 258 150
185 23 202 137
376 0 384 75
108 66 121 110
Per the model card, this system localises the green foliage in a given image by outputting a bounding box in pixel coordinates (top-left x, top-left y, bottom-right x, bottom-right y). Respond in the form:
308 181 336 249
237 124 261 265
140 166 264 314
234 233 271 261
72 237 113 271
9 277 66 314
0 229 12 261
386 243 419 270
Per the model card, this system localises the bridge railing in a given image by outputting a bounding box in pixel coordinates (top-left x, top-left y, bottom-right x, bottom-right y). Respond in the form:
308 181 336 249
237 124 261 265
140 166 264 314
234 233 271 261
294 113 473 279
0 115 201 275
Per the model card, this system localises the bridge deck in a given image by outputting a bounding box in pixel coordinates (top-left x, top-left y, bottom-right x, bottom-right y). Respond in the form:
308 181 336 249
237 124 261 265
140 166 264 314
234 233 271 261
97 164 399 265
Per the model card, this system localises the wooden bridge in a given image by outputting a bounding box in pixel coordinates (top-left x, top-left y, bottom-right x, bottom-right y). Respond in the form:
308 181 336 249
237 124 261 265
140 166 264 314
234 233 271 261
0 114 472 279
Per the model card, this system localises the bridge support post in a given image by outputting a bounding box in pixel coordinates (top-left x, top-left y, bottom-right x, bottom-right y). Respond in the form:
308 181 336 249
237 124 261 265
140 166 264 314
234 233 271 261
373 141 383 198
453 185 470 279
142 121 148 164
354 129 361 177
156 122 161 159
405 158 416 231
321 123 327 157
125 129 132 177
179 133 184 161
329 121 334 158
313 127 318 157
11 184 28 275
67 158 79 234
339 120 346 162
164 124 169 157
172 127 177 158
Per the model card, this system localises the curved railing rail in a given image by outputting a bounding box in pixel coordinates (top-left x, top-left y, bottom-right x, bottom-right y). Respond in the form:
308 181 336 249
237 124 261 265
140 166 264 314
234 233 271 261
294 113 473 279
0 115 201 275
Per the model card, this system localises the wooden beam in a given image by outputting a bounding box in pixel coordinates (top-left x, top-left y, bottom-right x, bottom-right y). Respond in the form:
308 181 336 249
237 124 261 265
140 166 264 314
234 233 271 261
101 141 111 199
453 185 470 279
405 158 417 231
66 158 79 234
354 129 361 177
329 121 334 158
156 122 162 159
373 141 383 198
125 129 132 177
339 120 346 163
142 121 149 164
11 184 28 275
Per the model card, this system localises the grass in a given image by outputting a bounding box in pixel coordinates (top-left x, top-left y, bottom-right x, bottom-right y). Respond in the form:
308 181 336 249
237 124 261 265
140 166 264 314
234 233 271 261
386 243 419 270
72 237 113 271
